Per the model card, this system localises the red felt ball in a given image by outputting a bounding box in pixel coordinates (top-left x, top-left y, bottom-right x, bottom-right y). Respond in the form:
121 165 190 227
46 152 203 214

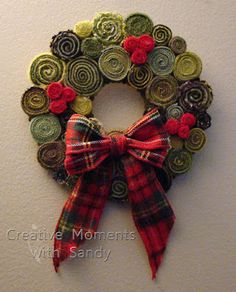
131 48 148 65
49 99 67 114
138 34 155 53
123 36 139 53
47 82 63 99
164 119 180 135
61 87 76 103
180 113 196 128
178 124 190 139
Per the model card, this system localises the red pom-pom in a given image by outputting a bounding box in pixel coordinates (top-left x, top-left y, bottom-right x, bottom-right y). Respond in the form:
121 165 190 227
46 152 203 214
180 113 196 128
47 82 63 99
61 87 76 103
164 119 180 135
178 125 190 139
49 99 67 114
123 36 139 53
131 49 147 65
138 35 155 53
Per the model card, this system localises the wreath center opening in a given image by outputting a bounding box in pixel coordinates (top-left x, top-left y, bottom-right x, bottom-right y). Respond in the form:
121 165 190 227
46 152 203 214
92 83 145 132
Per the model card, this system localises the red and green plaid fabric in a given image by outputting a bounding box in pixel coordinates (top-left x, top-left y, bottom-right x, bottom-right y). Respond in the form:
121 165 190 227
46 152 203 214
54 108 175 279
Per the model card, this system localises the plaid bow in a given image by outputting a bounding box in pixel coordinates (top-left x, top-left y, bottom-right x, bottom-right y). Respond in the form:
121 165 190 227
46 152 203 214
53 108 175 279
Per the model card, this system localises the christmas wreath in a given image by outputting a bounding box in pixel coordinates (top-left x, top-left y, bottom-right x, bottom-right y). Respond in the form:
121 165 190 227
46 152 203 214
21 12 213 279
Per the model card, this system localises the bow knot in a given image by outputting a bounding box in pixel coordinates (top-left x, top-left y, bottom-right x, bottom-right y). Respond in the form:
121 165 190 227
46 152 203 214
109 134 127 157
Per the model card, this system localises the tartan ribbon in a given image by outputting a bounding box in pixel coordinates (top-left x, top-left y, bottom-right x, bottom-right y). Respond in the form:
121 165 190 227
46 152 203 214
53 108 175 279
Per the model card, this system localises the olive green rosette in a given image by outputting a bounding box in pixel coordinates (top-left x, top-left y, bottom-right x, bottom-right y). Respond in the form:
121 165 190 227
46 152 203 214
74 21 93 39
30 114 61 144
21 87 49 117
125 13 153 36
29 53 64 86
64 56 103 96
169 36 187 55
70 96 93 116
81 37 103 59
146 75 179 108
185 128 207 153
99 46 131 81
50 30 80 61
179 80 213 113
174 52 202 81
37 141 66 170
166 149 193 175
152 24 172 46
127 64 153 90
93 12 124 45
148 46 175 76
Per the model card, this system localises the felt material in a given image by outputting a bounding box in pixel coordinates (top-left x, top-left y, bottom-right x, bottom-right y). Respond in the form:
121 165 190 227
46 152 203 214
93 12 124 45
98 46 131 81
184 128 207 153
173 52 202 81
127 64 153 90
125 13 153 37
64 56 104 96
53 108 175 279
152 24 172 46
166 103 184 120
148 46 175 76
169 36 187 55
21 87 49 117
131 48 147 65
146 75 179 108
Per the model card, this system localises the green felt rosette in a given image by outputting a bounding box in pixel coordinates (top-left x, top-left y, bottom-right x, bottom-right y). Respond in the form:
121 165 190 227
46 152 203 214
70 96 93 116
98 46 131 81
125 13 153 36
152 24 172 46
81 37 103 59
184 128 207 153
21 87 49 117
93 12 124 45
148 46 175 76
29 53 64 86
166 149 193 175
179 80 213 113
37 141 66 170
30 114 61 144
166 103 184 120
127 64 153 90
50 30 80 61
169 36 187 55
146 75 179 108
64 56 103 96
173 52 202 81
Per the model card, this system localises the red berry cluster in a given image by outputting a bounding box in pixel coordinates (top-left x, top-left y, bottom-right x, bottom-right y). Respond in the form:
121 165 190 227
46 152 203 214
46 82 76 114
164 113 196 139
123 35 155 65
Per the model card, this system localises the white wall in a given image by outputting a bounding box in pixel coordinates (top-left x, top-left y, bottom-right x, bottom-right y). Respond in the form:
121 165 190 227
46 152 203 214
0 1 236 291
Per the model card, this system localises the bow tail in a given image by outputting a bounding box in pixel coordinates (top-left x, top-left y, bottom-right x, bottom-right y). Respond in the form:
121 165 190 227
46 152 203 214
123 156 175 279
53 160 112 271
